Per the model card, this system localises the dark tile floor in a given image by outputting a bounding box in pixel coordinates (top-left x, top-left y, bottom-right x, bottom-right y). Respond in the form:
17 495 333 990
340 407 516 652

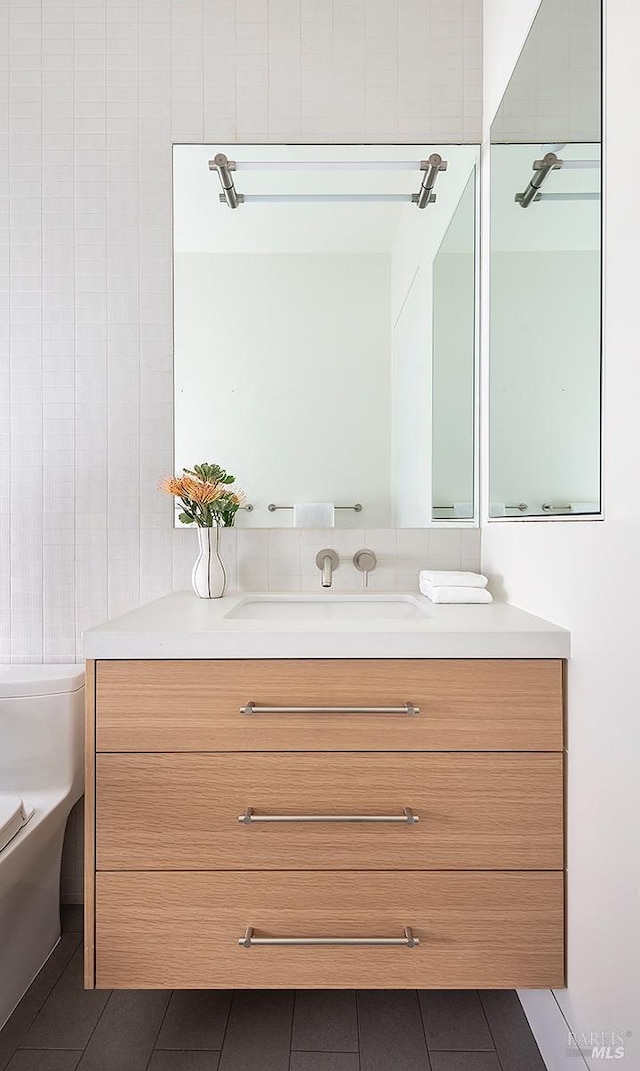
0 906 546 1071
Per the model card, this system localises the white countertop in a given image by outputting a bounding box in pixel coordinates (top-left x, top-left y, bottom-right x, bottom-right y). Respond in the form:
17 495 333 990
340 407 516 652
83 591 570 660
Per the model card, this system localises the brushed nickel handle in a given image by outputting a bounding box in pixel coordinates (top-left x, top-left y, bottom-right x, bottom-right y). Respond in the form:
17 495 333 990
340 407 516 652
239 807 419 825
240 702 420 715
239 926 419 948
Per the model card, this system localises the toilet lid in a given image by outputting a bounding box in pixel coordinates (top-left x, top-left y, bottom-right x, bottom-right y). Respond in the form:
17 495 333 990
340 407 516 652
0 665 85 698
0 794 35 853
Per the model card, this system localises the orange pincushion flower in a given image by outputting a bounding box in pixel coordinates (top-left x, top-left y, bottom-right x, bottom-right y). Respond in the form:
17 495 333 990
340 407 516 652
159 475 224 503
159 475 192 496
183 477 225 505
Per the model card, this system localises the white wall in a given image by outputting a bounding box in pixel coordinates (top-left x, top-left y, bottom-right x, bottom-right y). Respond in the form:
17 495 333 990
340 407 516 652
483 1 640 1067
175 252 392 526
0 0 482 664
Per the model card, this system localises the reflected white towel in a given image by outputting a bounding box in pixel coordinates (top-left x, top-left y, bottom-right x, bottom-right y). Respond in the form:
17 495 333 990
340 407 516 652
419 570 488 588
490 502 506 517
421 585 493 604
453 502 473 518
293 503 335 528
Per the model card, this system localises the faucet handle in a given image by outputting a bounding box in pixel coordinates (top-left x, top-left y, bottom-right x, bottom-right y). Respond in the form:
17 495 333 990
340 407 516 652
353 549 377 588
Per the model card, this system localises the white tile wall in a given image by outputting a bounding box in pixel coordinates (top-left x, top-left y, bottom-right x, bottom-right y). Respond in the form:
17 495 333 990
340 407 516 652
6 0 482 902
1 0 482 668
170 525 481 595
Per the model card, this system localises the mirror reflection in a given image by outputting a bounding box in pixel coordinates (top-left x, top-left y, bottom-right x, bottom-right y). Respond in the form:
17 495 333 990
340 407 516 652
173 145 479 527
489 0 602 519
432 173 476 520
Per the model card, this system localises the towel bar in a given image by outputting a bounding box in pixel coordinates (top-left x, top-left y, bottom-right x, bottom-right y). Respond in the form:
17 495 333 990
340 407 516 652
267 503 362 512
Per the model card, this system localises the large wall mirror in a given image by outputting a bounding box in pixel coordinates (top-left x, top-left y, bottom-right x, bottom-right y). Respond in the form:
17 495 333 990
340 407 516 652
489 0 602 519
173 144 479 527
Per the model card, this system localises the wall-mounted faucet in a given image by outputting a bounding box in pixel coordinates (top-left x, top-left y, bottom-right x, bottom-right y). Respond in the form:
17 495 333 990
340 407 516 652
316 549 339 588
353 548 377 588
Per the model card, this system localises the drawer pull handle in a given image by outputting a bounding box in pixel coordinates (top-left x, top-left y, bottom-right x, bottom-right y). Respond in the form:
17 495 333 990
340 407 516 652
239 807 419 825
240 702 420 716
240 926 419 948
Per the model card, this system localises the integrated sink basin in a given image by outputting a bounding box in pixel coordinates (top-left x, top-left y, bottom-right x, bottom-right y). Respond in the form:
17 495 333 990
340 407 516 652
225 594 431 621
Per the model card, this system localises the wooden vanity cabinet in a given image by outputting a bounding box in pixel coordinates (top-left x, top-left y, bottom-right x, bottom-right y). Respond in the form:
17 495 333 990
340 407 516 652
85 658 565 990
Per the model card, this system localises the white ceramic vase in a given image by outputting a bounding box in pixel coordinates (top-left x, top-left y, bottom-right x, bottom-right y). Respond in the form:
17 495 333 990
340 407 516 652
191 525 227 599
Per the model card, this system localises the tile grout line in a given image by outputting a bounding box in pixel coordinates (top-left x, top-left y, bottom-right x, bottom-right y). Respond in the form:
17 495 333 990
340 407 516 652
69 987 115 1068
287 990 297 1071
215 990 235 1068
354 989 361 1071
477 992 507 1071
415 989 433 1071
141 989 174 1071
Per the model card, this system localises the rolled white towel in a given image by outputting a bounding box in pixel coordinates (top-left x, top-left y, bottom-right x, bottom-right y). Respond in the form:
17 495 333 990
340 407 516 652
419 570 488 589
421 585 493 604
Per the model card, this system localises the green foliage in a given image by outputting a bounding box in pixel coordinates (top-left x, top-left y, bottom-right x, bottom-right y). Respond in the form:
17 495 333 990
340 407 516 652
185 462 235 486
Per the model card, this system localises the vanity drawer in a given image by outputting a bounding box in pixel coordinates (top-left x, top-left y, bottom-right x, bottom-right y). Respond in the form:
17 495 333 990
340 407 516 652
96 752 564 871
95 658 563 752
95 869 564 989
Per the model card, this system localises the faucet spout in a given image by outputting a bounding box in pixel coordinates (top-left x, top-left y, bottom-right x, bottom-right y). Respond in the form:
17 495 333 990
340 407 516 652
315 549 339 589
322 555 332 587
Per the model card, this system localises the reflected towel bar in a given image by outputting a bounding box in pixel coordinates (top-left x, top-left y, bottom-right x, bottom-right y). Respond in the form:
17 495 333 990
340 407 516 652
434 502 528 512
268 503 362 513
211 154 448 210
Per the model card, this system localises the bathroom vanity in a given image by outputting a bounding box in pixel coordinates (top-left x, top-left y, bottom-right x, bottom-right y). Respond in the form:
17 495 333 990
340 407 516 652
84 592 568 991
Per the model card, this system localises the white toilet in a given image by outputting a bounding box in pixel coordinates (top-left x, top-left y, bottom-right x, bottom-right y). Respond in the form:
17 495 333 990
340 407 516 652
0 665 85 1029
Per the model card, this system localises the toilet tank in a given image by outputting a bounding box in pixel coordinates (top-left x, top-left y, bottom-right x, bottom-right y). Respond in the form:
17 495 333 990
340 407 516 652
0 666 85 795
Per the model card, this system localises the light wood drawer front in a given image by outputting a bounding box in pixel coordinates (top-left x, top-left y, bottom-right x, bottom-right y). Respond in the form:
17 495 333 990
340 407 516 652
96 870 564 989
96 659 563 752
96 752 563 872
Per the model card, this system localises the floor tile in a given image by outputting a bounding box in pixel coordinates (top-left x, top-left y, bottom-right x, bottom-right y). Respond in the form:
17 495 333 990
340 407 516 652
17 948 109 1052
289 1055 360 1071
148 1053 220 1071
357 991 431 1071
292 992 358 1052
155 991 231 1050
75 990 170 1071
479 992 546 1071
218 991 294 1071
419 992 494 1051
429 1054 502 1071
0 934 81 1071
7 1053 81 1071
